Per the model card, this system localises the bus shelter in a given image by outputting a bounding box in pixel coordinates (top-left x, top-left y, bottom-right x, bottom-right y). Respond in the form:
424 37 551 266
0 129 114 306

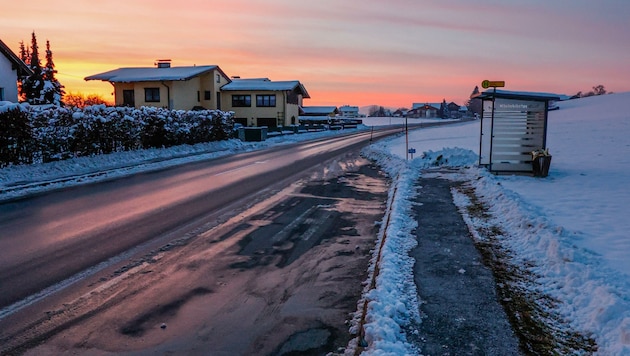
476 90 560 175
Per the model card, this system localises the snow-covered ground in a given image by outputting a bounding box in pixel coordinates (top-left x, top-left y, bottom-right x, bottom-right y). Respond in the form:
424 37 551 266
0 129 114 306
2 93 629 354
360 92 630 355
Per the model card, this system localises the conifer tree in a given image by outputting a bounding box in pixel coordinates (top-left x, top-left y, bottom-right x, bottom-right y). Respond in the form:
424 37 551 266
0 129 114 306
466 86 482 116
22 32 46 104
43 39 64 105
19 41 28 64
19 32 63 105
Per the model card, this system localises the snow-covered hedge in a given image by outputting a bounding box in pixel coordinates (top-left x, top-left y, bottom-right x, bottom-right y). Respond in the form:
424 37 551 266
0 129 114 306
0 103 234 168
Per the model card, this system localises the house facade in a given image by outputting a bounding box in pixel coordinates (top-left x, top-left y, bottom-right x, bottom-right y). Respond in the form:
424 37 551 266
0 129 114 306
220 78 310 127
0 39 32 102
85 61 231 110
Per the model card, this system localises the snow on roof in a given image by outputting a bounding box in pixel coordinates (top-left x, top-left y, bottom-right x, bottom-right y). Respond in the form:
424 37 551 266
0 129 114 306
301 106 338 115
84 65 222 82
221 78 310 98
0 38 32 76
412 102 441 110
339 105 359 112
476 89 563 101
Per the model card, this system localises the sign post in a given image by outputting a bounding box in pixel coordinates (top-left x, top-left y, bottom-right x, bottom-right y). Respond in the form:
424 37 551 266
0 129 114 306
481 80 505 172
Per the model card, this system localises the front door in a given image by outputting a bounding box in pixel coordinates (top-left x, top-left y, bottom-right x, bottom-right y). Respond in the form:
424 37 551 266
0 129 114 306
123 90 135 107
216 92 221 110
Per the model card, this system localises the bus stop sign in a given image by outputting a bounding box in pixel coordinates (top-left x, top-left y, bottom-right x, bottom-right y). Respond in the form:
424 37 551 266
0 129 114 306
482 80 505 89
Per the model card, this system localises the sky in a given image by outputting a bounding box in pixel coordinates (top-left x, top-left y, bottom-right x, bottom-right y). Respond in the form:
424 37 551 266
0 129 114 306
2 0 630 108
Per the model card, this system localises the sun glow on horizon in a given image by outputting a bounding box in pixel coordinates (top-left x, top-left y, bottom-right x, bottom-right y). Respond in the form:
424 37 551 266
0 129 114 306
2 1 629 108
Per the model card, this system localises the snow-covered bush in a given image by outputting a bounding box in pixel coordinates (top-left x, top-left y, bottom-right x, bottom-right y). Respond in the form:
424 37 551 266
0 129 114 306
0 105 33 167
0 104 234 167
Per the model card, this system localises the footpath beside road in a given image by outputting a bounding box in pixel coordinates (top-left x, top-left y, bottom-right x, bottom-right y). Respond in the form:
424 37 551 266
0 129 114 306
407 174 523 355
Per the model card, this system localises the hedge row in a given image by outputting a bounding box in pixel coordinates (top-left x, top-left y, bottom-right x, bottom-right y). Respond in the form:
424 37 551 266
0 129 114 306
0 104 234 168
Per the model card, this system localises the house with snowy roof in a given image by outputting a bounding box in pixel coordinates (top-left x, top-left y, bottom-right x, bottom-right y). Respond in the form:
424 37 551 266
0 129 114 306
0 38 32 102
220 78 310 127
85 60 230 110
407 102 441 118
339 105 359 118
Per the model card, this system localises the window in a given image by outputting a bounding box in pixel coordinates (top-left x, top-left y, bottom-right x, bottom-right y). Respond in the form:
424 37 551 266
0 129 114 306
232 95 251 107
204 91 212 100
0 87 4 101
256 95 276 107
144 88 160 102
197 91 200 102
216 74 221 83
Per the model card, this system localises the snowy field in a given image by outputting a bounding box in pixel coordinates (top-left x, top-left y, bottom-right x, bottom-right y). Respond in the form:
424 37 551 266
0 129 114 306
1 93 629 354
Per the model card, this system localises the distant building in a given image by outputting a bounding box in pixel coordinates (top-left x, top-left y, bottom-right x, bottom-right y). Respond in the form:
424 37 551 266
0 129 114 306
220 78 310 127
392 109 408 117
85 60 231 111
300 106 338 117
339 105 359 118
407 103 440 118
0 38 32 102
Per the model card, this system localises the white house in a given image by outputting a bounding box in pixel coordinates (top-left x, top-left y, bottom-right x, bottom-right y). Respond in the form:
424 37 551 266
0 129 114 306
339 105 359 118
0 39 32 102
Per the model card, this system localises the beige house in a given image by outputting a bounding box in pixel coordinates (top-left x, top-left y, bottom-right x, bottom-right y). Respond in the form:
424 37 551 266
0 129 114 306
220 78 310 127
85 61 230 110
0 38 32 102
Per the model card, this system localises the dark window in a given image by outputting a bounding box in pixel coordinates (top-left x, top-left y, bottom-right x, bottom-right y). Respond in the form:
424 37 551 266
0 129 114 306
232 95 251 107
123 89 135 106
256 94 276 107
0 87 4 101
144 88 160 102
234 118 247 126
257 118 277 128
197 91 200 102
204 91 212 100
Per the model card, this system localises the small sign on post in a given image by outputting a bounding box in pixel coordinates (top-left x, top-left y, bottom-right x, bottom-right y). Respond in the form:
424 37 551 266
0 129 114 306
408 148 416 159
482 80 505 89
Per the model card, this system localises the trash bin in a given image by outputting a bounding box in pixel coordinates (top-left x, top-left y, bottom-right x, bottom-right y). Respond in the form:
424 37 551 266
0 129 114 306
238 127 268 142
532 155 552 177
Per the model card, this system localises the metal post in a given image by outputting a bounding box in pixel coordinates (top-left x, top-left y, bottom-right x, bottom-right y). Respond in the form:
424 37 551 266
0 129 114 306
405 117 409 161
488 87 496 172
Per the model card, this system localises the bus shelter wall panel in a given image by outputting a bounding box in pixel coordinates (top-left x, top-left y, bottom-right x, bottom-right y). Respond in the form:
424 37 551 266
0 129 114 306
480 98 548 172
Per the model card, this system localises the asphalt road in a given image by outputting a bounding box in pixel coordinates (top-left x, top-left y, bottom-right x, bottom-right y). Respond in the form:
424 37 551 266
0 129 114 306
1 152 390 355
0 128 403 310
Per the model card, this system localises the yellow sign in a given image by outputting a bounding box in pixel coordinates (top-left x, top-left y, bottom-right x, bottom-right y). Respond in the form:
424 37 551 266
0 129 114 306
482 80 505 89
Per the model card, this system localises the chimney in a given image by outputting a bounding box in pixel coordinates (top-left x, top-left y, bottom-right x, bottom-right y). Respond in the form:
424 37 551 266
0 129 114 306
156 59 171 68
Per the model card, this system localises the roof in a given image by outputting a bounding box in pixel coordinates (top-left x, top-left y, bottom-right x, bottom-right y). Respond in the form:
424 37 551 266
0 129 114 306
412 103 440 110
221 78 310 98
301 106 338 115
84 65 229 83
475 89 562 102
0 38 32 76
339 105 359 112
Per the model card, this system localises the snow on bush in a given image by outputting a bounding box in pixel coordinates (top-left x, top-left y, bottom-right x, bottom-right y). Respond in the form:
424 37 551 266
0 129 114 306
0 104 234 167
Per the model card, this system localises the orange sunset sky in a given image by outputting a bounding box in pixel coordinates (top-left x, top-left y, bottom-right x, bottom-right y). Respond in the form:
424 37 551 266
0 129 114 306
2 0 629 108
